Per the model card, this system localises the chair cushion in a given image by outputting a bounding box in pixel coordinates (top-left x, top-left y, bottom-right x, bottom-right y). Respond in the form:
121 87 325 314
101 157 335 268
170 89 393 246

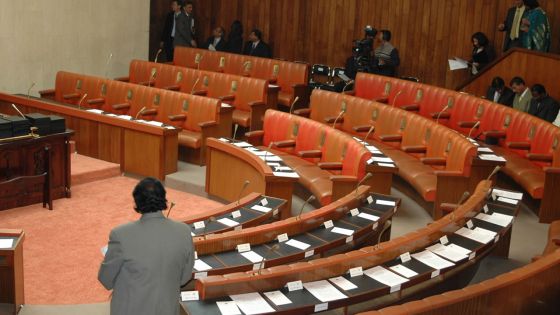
178 130 202 148
232 109 251 127
278 91 292 107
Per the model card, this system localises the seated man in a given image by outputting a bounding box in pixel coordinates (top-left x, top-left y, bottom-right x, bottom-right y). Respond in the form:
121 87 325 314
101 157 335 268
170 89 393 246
486 76 514 106
243 29 272 58
204 26 227 51
527 84 559 123
372 30 400 77
510 76 531 112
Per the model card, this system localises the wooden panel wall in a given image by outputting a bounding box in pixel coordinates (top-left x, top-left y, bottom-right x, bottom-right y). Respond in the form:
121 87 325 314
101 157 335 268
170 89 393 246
150 0 560 89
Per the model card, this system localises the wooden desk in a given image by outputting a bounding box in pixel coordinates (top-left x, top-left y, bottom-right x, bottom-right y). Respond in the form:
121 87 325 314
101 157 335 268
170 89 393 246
0 229 24 315
0 93 178 180
205 138 297 219
0 131 73 210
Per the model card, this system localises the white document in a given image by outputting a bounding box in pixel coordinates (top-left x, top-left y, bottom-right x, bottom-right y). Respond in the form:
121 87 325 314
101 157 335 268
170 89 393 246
497 196 519 205
364 266 409 288
181 291 199 301
378 163 396 168
145 120 163 127
411 250 455 270
248 150 268 156
475 212 514 227
477 147 493 153
229 292 275 315
194 259 213 272
285 239 311 250
217 217 239 227
427 243 468 262
117 115 133 120
251 205 272 213
329 276 358 291
456 227 496 244
479 154 506 162
273 172 299 178
376 199 396 206
389 264 418 278
331 227 354 236
263 291 292 306
86 109 104 114
274 166 292 171
216 301 241 315
241 251 264 263
303 280 348 302
233 141 252 148
492 189 523 200
371 157 393 163
100 245 108 256
446 243 472 255
193 221 205 230
263 155 282 162
448 58 469 71
358 212 379 221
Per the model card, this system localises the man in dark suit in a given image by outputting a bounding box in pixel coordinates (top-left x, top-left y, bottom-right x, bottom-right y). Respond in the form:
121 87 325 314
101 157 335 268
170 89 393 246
160 0 184 62
527 84 560 123
204 27 227 52
486 76 515 106
243 29 272 58
498 0 525 52
99 178 194 315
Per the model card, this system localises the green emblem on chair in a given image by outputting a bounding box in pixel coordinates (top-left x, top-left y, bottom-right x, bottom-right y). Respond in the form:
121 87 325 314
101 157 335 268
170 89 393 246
150 68 157 78
203 76 209 87
553 137 559 150
341 101 347 113
76 79 82 90
127 89 133 100
372 109 379 120
273 64 280 77
244 61 252 72
425 128 431 142
528 125 536 139
101 83 107 96
504 114 511 127
476 104 484 118
447 97 454 108
153 94 160 106
231 81 238 92
384 82 392 95
219 57 226 68
446 141 452 153
176 71 183 83
400 117 407 130
292 123 299 136
319 131 326 146
342 144 347 158
415 89 424 102
195 53 202 64
182 100 189 111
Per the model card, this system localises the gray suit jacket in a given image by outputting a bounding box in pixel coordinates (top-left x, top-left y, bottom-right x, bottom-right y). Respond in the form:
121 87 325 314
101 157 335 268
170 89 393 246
173 12 193 47
513 88 532 113
99 212 194 315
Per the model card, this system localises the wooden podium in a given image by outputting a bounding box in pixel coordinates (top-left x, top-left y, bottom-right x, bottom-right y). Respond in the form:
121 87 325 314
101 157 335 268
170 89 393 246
0 229 24 315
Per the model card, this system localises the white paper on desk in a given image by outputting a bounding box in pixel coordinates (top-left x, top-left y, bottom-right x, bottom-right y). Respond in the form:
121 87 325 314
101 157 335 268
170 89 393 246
389 264 418 278
266 162 280 167
427 243 468 263
493 189 523 200
497 196 518 205
366 145 380 151
475 212 514 227
273 172 299 178
247 150 267 156
229 292 275 315
285 239 311 250
233 141 252 148
446 243 472 255
303 280 348 302
181 290 199 301
241 251 263 263
448 58 469 71
364 266 409 288
216 301 241 315
117 115 133 120
378 163 396 168
329 276 358 291
376 199 396 206
357 212 379 222
221 103 232 108
371 157 394 163
217 217 239 227
251 205 272 213
261 155 282 162
477 147 493 153
145 120 163 127
411 250 455 270
105 113 117 117
86 109 104 114
456 227 496 244
100 245 108 256
274 166 292 171
194 259 213 271
218 138 230 142
479 154 506 162
264 290 292 306
331 227 354 236
164 126 176 130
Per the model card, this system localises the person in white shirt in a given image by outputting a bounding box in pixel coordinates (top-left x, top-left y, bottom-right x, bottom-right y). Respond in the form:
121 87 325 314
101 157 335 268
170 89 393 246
204 27 227 51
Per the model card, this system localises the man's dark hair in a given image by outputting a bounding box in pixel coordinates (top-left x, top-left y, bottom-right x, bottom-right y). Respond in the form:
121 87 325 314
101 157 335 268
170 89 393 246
471 32 489 47
252 29 263 41
185 1 193 6
510 76 526 86
523 0 540 9
491 76 506 89
531 83 546 95
380 30 392 42
133 177 168 214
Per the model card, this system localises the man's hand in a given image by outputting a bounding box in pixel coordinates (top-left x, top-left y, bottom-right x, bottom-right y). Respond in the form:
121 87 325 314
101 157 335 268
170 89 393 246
190 40 197 47
498 23 505 31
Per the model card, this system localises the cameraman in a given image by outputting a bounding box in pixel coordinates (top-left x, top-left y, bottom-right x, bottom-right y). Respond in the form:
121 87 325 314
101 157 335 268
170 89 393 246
345 26 377 79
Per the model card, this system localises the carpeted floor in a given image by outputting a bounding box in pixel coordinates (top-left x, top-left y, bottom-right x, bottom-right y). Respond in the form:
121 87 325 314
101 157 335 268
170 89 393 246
0 175 221 305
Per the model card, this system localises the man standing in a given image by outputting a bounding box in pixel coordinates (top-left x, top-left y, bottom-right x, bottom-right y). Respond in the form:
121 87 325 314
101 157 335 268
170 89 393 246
498 0 525 52
160 0 184 62
183 1 197 47
510 77 531 112
527 84 559 123
243 29 272 58
204 27 227 51
486 76 515 106
99 177 195 315
372 30 400 77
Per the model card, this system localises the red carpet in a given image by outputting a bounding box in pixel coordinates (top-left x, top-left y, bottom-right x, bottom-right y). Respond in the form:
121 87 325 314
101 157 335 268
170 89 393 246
0 176 222 305
70 154 121 186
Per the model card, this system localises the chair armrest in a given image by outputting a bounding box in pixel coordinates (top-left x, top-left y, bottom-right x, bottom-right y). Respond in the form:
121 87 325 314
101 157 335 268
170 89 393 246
164 85 181 91
199 121 219 128
421 157 447 166
401 104 419 111
343 90 356 96
114 76 130 82
507 142 531 150
434 170 464 177
292 83 307 89
330 175 357 182
325 116 344 124
402 145 427 153
484 130 506 138
527 153 553 162
140 109 158 116
374 97 388 103
293 108 311 117
273 140 296 148
458 121 479 128
39 89 55 97
353 125 373 132
245 130 265 146
318 162 343 170
430 111 451 119
543 167 560 174
139 80 155 86
297 150 322 158
192 90 207 96
87 98 105 105
168 114 187 122
379 134 402 142
248 101 266 108
219 95 235 102
63 93 81 100
112 103 130 110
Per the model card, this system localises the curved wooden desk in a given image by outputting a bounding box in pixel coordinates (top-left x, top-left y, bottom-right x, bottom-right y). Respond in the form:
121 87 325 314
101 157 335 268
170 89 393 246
205 138 297 219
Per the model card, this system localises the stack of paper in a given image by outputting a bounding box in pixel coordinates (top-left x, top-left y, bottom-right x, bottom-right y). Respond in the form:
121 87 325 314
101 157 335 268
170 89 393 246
456 227 497 244
229 292 275 315
448 57 469 71
411 250 455 270
263 291 292 306
364 266 408 292
194 259 213 272
475 212 514 227
216 301 241 315
426 243 468 262
303 280 347 302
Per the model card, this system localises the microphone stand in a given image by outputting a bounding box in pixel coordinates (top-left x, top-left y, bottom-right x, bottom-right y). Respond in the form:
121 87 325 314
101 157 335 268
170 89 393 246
296 195 316 220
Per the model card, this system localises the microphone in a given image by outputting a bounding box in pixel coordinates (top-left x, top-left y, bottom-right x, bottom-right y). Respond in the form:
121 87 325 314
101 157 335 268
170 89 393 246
256 244 280 275
154 49 163 63
364 125 375 142
391 90 403 107
449 191 470 221
195 54 203 70
288 96 300 114
203 216 217 239
236 180 251 205
104 53 113 78
11 104 26 119
232 124 239 140
264 141 274 163
148 68 157 87
486 165 501 180
467 121 480 139
355 172 373 196
331 110 345 129
27 82 36 98
342 80 355 92
435 105 450 125
135 106 147 119
376 220 392 248
166 201 176 218
190 75 201 94
77 93 88 110
296 195 316 220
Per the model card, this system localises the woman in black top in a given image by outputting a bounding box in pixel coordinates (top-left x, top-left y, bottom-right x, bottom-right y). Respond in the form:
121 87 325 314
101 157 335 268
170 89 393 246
470 32 493 75
226 20 244 54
